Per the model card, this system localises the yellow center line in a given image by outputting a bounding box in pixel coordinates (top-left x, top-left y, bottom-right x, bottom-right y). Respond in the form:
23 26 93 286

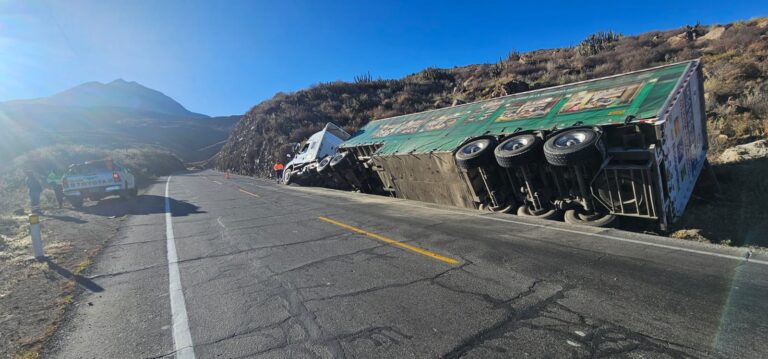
318 216 459 265
239 188 260 198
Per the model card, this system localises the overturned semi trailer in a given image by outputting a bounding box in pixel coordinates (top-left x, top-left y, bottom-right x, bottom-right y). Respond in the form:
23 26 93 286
323 60 707 229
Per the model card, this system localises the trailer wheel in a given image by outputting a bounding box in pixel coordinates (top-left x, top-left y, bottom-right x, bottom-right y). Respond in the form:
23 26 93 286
330 152 352 170
455 137 497 170
543 129 602 167
517 204 560 219
494 134 542 168
564 209 616 227
317 156 332 174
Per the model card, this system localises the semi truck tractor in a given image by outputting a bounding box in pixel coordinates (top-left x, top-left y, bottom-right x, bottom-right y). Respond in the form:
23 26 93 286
303 60 707 229
283 122 351 187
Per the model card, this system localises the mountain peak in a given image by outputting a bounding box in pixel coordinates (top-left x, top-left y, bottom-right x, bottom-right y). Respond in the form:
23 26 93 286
107 78 139 86
5 80 208 119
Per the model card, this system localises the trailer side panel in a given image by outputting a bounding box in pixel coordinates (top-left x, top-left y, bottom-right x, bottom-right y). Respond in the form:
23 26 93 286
656 62 707 222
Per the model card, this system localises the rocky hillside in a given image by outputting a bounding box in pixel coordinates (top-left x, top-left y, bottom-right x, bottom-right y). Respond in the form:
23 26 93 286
217 18 768 176
0 80 240 164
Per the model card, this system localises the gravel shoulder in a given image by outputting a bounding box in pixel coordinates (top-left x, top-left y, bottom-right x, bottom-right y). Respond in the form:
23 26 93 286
0 203 126 359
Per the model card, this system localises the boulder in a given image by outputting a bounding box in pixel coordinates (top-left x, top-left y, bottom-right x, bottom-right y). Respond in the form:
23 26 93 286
718 139 768 163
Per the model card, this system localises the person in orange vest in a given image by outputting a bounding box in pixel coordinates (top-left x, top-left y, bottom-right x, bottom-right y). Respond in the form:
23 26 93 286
273 162 285 183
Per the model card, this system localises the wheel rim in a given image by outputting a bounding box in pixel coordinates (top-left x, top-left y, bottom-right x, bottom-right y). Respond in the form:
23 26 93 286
319 157 331 170
502 137 530 151
462 140 488 155
331 153 344 166
554 132 587 148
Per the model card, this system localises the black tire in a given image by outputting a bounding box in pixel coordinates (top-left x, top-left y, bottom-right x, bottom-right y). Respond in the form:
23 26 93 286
494 134 542 168
283 169 293 185
455 137 497 170
517 204 560 220
330 152 352 170
317 156 332 174
543 128 603 167
68 196 83 209
564 209 616 227
131 187 138 197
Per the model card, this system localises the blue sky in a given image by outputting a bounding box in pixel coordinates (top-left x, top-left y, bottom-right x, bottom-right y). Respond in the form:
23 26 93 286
1 0 766 116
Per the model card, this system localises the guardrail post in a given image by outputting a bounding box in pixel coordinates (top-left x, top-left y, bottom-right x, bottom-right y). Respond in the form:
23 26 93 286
29 214 44 260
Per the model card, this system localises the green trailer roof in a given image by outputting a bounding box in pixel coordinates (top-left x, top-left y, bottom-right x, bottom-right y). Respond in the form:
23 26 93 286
341 60 696 156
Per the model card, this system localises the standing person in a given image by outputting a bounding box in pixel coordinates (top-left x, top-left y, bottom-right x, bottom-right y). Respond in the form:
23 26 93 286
273 162 285 183
46 170 65 209
25 170 43 214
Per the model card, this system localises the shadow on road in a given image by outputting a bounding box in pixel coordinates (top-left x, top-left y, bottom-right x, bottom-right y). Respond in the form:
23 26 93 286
77 195 205 218
43 258 104 293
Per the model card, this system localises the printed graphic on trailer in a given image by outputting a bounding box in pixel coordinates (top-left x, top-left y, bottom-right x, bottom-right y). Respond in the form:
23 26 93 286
372 121 406 138
419 110 471 132
661 77 706 219
495 97 560 122
557 83 643 114
462 99 505 123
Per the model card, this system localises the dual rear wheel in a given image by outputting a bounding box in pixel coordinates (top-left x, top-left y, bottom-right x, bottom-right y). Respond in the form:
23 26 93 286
455 128 615 227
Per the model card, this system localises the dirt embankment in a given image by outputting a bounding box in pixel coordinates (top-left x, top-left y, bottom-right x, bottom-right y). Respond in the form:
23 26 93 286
0 145 184 359
0 206 122 359
670 140 768 247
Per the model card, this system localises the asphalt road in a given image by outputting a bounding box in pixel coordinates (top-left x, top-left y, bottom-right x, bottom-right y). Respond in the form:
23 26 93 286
45 170 768 358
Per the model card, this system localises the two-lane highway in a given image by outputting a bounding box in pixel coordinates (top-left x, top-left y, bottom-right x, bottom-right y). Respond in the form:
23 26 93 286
45 170 768 358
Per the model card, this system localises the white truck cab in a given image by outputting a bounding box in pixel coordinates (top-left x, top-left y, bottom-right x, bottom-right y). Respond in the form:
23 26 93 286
283 123 350 185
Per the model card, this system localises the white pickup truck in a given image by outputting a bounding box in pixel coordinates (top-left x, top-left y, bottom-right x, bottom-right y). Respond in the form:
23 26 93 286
61 159 137 208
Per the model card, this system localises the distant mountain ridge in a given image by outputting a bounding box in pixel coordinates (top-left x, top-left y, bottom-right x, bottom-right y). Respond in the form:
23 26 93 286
0 80 239 164
3 78 207 119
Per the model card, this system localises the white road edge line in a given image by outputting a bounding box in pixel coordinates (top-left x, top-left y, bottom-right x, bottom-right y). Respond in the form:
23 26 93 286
165 176 196 359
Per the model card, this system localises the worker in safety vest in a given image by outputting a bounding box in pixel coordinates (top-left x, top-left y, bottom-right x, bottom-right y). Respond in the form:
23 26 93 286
273 162 285 183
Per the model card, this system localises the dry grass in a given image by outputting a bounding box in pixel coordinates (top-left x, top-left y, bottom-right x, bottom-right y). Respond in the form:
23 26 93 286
74 257 93 275
13 350 39 359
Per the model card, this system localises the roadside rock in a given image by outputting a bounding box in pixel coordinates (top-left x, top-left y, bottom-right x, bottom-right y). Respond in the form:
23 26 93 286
699 26 725 41
718 139 768 163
